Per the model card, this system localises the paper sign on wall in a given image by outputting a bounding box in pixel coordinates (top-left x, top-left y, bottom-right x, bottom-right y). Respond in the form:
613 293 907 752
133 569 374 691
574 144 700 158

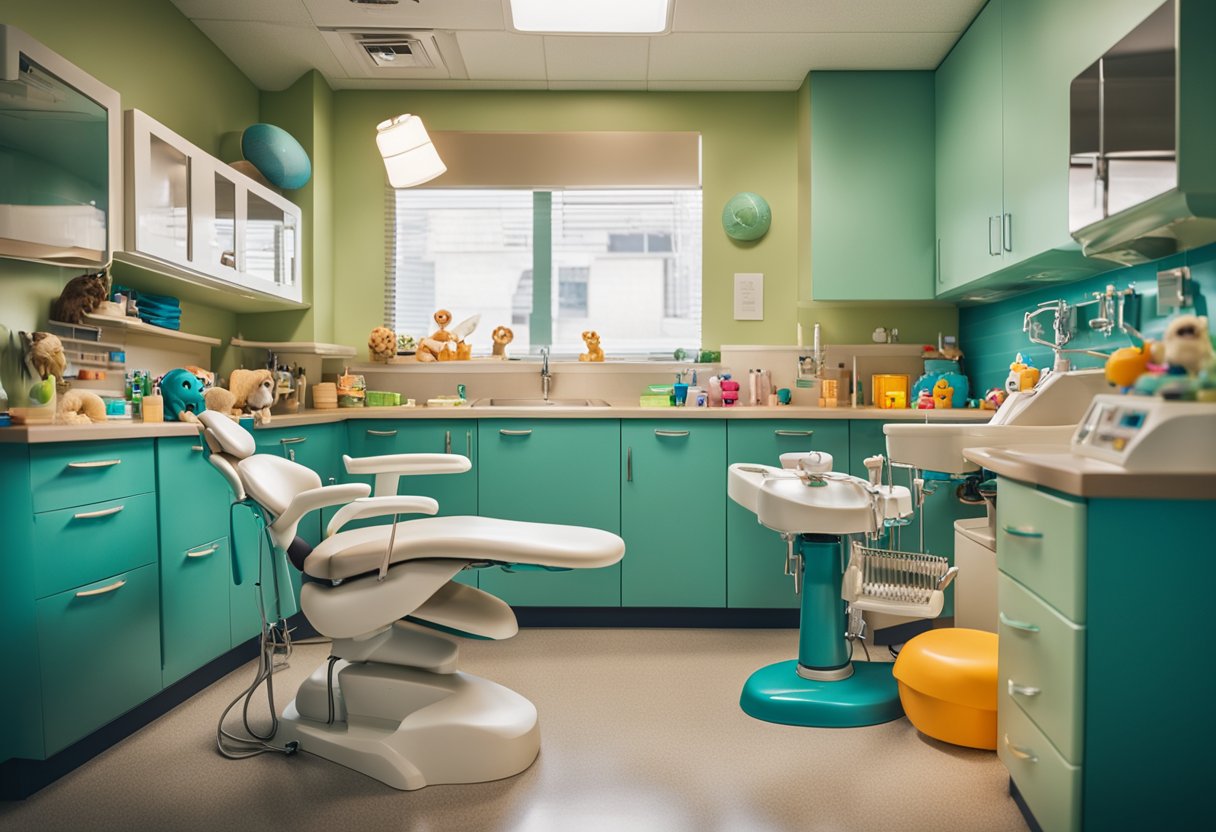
733 273 763 320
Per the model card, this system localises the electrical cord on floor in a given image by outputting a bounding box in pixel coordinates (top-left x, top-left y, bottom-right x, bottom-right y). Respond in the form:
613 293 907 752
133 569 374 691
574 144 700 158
216 502 299 760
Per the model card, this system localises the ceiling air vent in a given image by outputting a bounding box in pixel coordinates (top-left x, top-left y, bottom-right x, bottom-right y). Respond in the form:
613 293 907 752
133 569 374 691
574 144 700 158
358 34 433 68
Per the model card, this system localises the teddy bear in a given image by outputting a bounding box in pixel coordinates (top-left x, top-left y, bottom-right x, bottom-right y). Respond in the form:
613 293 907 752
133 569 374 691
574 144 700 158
491 326 514 359
1150 314 1213 376
204 368 279 424
580 330 604 362
417 309 456 362
368 326 396 363
23 331 67 381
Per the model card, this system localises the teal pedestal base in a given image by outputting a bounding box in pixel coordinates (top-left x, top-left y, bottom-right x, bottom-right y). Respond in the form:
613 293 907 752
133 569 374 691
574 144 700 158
740 659 904 728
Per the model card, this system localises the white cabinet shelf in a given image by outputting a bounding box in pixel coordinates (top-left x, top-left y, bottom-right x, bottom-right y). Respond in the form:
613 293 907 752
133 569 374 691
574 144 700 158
230 338 355 357
83 313 221 346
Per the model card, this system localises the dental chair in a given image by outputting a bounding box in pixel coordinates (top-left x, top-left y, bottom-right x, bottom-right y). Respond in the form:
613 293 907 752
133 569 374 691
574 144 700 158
196 411 625 790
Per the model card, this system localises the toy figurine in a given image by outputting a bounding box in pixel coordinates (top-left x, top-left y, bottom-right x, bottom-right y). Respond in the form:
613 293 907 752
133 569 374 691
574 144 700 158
417 310 456 362
982 388 1007 410
1105 343 1154 390
580 330 605 362
161 368 207 421
491 326 514 359
1150 314 1213 376
368 326 396 363
1004 353 1040 395
916 388 935 409
932 377 954 408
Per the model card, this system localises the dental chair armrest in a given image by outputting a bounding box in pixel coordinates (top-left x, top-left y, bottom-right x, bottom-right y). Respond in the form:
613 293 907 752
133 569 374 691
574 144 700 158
326 495 439 538
270 483 372 540
344 453 472 498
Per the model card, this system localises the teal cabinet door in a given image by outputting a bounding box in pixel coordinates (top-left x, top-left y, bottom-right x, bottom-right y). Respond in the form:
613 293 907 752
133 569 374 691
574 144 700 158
36 563 162 754
935 0 1005 293
477 419 621 606
725 420 849 608
621 421 725 607
161 538 231 686
811 71 936 300
346 419 478 586
0 446 43 762
156 436 231 556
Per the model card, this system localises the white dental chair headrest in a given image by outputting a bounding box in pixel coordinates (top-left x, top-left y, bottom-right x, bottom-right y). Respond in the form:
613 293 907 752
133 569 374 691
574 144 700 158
199 410 256 459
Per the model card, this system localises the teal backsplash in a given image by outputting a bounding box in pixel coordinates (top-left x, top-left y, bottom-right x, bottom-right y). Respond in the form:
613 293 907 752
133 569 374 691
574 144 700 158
959 242 1216 394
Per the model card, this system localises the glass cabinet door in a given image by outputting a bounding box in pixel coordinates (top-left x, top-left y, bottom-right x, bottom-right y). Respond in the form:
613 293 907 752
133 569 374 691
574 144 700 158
211 170 236 273
145 135 191 262
245 191 285 287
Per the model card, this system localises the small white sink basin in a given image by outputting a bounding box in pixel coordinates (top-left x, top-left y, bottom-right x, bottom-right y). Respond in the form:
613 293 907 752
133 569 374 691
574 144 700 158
728 463 908 535
883 424 1076 475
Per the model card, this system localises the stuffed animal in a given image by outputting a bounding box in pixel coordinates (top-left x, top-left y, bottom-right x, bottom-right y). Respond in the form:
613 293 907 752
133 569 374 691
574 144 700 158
56 389 106 424
50 270 108 324
24 332 67 381
417 309 456 362
1106 344 1154 389
580 330 604 362
932 377 954 409
982 388 1007 410
491 326 514 359
183 364 215 389
368 326 396 363
916 388 935 409
206 368 279 424
1150 314 1214 376
161 368 207 421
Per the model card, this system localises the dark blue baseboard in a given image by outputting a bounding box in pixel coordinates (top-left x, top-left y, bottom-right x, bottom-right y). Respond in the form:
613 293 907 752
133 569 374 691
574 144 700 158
1009 778 1044 832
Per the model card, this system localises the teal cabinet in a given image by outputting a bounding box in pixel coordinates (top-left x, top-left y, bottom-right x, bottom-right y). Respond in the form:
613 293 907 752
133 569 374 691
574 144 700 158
32 492 157 599
0 446 42 763
36 563 161 755
725 420 848 607
161 538 231 686
935 0 1005 293
28 439 155 514
621 421 725 607
810 71 937 300
477 419 621 606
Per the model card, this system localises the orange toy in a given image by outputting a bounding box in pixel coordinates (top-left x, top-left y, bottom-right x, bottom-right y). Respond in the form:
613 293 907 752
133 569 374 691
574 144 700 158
893 628 998 750
1106 342 1154 389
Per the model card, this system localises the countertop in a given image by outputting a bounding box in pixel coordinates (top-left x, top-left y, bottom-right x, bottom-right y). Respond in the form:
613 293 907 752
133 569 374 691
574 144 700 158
1 404 992 444
962 444 1216 501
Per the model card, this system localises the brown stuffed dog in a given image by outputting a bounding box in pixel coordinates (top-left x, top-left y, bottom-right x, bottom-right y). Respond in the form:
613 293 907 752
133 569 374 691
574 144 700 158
491 326 514 359
205 368 279 424
580 330 604 362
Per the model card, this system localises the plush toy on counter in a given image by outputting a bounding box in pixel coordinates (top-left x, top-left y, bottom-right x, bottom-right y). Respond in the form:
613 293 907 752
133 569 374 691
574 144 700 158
932 377 954 409
982 388 1007 410
204 368 279 424
160 368 208 421
916 388 935 409
491 326 514 359
580 330 605 362
368 326 396 363
56 389 106 424
183 364 215 389
22 331 67 381
50 270 108 324
1150 314 1213 376
1105 343 1155 390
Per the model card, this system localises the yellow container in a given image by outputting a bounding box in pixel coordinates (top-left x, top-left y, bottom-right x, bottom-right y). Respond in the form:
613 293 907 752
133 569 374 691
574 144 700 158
872 374 910 409
892 628 998 750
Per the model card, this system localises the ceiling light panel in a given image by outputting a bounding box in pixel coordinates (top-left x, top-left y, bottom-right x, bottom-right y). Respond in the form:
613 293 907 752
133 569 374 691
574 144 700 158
509 0 672 34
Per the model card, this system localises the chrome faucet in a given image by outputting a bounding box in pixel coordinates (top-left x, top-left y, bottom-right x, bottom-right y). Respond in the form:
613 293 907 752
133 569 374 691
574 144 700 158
540 347 551 401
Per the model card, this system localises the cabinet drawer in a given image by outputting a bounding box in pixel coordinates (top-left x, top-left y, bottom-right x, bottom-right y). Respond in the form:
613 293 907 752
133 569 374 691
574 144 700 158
998 691 1081 832
162 537 232 686
36 563 162 754
997 573 1085 764
996 478 1086 622
30 440 155 514
33 492 158 599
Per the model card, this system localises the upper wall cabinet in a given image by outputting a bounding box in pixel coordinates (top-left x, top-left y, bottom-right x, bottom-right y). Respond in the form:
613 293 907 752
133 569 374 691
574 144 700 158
0 25 120 268
809 72 936 301
934 0 1168 301
117 109 303 311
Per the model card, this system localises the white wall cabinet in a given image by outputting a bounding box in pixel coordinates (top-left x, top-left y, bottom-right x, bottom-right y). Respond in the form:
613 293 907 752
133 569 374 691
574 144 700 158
121 109 302 309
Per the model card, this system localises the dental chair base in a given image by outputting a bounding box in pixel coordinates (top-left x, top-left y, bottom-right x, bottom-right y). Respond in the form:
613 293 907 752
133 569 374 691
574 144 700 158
740 535 902 728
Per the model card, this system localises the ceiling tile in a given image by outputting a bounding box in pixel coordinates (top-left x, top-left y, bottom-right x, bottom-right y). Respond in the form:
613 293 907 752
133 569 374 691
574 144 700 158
332 78 549 90
672 0 985 34
172 0 314 24
455 31 547 80
301 0 504 31
543 37 649 82
190 20 346 90
548 80 648 91
646 79 801 91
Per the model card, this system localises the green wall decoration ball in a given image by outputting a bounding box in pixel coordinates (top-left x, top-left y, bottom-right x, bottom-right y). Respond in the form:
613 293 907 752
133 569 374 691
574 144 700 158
722 192 772 241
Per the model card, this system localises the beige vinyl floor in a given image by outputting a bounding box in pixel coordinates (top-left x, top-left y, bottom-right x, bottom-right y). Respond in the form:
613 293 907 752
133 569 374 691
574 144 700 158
0 628 1027 832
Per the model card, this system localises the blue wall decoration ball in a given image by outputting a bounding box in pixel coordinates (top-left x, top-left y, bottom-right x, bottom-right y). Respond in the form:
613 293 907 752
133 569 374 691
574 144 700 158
241 123 312 190
722 192 772 241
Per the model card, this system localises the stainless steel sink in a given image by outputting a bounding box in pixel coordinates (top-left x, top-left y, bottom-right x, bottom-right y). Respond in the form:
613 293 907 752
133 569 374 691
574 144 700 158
471 398 611 408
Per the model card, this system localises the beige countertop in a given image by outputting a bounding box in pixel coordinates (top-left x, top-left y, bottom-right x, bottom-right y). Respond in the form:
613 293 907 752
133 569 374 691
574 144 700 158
1 404 991 444
963 444 1216 501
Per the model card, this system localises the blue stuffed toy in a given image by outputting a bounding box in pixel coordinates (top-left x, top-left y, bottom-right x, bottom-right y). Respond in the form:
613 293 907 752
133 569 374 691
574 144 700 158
161 368 206 421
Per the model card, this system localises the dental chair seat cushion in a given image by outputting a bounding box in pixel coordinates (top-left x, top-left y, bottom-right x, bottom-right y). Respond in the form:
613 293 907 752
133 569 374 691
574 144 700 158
237 454 322 516
892 628 998 750
304 515 626 582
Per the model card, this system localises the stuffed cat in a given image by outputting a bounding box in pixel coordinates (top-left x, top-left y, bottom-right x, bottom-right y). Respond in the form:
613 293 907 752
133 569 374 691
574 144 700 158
50 271 109 324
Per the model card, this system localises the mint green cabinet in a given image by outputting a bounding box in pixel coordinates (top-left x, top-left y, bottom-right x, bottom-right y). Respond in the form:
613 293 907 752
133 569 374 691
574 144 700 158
477 419 621 606
32 492 157 599
935 0 1004 293
621 421 725 606
0 446 42 763
161 538 231 686
725 420 848 607
36 563 161 755
810 71 937 300
29 439 155 513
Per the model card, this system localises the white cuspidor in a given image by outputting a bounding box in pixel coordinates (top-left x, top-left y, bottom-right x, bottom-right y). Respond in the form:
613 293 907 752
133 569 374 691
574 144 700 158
197 411 623 790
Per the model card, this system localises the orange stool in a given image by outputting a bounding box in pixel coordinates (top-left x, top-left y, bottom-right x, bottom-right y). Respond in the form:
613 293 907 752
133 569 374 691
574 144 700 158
892 628 998 750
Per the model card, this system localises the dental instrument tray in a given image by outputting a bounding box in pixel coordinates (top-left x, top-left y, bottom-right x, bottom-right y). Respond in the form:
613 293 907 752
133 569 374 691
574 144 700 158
842 543 958 620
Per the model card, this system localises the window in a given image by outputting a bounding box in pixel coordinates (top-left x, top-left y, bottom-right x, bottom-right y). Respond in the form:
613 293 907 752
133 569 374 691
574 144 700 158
387 188 702 356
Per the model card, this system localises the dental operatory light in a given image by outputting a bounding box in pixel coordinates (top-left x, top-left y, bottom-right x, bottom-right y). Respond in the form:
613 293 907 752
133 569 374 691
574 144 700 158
509 0 672 34
376 114 446 188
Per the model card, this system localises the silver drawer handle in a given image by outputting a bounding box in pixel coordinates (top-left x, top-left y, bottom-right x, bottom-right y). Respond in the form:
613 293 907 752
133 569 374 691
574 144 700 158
187 545 219 558
1003 734 1038 763
279 436 307 445
73 505 124 520
999 611 1041 633
366 429 398 437
68 459 122 469
1003 525 1043 539
191 445 205 452
654 430 690 437
75 579 126 598
500 429 533 436
1008 680 1041 698
774 430 813 437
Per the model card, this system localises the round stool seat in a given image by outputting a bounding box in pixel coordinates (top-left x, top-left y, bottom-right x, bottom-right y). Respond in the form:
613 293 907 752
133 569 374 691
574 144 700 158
892 628 998 750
